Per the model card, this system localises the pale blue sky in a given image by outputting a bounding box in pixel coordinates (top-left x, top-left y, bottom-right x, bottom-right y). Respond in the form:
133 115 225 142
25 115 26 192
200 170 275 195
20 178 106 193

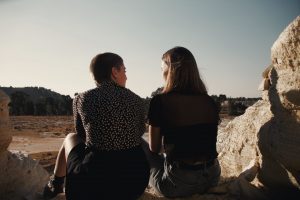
0 0 299 98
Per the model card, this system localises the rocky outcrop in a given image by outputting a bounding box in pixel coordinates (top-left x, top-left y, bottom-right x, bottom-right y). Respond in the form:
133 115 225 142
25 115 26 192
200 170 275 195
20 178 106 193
217 16 300 199
217 99 273 178
257 15 300 195
0 90 49 200
271 15 300 115
0 151 49 200
0 90 12 154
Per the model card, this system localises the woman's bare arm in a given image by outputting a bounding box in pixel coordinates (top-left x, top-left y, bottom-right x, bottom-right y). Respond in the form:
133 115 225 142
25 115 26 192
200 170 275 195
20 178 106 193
149 125 162 153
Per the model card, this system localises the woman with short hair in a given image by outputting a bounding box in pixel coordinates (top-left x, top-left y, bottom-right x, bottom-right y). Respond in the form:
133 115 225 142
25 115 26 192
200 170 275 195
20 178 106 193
44 53 150 200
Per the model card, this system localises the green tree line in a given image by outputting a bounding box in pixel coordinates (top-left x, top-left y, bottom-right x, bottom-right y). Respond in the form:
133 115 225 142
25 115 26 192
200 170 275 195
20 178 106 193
0 86 74 116
8 91 73 116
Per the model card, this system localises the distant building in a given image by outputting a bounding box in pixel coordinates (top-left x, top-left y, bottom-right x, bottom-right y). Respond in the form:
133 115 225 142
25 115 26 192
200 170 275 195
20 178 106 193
220 100 229 115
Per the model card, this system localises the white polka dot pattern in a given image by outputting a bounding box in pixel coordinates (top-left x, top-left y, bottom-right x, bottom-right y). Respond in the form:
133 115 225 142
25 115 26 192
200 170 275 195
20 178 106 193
73 81 146 151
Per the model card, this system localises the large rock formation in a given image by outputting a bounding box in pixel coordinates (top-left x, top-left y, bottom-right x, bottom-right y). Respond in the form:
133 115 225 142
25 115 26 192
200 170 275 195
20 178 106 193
217 100 272 177
0 90 49 200
217 16 300 199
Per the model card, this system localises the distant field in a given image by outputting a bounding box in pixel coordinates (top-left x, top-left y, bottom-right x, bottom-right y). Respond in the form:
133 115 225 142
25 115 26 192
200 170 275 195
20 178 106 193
8 115 234 138
9 115 74 136
7 115 235 173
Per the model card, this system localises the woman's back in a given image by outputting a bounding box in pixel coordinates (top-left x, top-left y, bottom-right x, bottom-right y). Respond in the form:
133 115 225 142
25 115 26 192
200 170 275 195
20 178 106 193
149 92 219 162
74 80 146 151
65 53 150 200
153 92 218 127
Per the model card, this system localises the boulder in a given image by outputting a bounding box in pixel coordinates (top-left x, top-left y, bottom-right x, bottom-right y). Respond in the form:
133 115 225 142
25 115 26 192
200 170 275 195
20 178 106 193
0 90 49 200
0 90 12 154
217 99 272 178
0 151 49 200
217 16 300 198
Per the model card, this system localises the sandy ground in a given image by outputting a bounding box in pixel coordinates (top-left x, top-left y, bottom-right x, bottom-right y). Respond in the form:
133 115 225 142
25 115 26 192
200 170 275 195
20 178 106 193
8 116 74 172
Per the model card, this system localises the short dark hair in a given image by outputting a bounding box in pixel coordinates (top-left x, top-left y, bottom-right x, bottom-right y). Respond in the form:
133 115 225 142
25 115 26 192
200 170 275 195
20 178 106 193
90 53 123 85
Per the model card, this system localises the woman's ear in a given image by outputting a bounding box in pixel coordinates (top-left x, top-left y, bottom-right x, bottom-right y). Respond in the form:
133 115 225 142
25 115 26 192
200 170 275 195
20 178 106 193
111 67 118 80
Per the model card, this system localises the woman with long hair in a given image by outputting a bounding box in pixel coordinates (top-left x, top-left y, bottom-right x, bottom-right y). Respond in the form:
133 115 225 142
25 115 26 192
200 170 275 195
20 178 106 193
143 46 221 198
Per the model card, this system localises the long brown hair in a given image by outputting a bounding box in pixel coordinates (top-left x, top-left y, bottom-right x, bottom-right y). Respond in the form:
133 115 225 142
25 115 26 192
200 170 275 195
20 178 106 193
162 47 207 94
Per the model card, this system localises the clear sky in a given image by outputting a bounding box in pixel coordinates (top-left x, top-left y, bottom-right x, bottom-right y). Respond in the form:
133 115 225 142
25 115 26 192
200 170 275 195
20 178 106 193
0 0 299 98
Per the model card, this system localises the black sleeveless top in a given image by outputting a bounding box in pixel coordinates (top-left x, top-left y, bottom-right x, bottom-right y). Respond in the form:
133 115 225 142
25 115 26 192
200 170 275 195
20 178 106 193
148 92 219 161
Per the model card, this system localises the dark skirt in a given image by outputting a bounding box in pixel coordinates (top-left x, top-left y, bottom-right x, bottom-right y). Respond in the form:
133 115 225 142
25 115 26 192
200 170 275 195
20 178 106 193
65 143 150 200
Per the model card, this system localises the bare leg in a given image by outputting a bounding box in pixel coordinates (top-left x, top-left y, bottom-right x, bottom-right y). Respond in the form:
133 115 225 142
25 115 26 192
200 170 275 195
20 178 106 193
53 133 83 177
44 133 84 198
53 145 67 177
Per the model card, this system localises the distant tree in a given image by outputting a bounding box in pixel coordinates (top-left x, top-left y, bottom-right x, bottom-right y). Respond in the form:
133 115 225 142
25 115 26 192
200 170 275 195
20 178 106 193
210 95 221 114
151 87 163 97
60 95 73 115
25 100 34 115
1 86 74 116
141 87 164 121
227 100 235 116
9 91 30 115
210 95 218 102
45 97 55 115
218 94 227 103
228 100 248 116
35 99 47 115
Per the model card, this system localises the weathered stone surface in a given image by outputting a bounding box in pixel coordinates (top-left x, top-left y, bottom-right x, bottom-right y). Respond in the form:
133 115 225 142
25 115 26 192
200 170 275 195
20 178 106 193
257 15 300 193
217 100 273 178
271 15 300 115
0 90 12 154
0 151 49 200
0 90 49 200
217 16 300 198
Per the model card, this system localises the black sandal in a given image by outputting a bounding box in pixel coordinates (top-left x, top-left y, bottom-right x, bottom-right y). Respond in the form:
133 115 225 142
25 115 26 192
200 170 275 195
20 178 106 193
43 175 64 199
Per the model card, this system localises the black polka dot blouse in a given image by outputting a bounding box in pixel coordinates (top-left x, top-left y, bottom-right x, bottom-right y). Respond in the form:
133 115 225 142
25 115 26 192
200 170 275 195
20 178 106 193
73 81 146 151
